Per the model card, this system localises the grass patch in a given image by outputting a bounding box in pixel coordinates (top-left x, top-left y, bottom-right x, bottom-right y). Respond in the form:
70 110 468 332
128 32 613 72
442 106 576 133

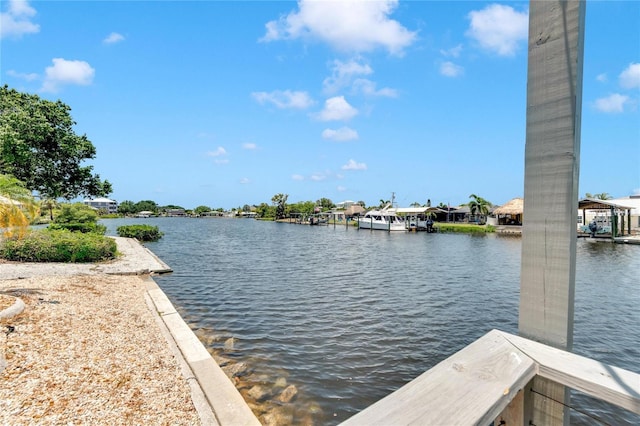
435 223 495 233
0 229 117 262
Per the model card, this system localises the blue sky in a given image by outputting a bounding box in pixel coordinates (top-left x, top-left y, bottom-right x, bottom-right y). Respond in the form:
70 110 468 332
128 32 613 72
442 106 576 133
2 0 638 210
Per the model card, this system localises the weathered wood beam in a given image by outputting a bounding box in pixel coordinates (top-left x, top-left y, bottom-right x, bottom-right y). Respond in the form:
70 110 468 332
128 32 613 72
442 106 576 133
340 330 640 425
503 332 640 414
341 330 537 425
520 0 586 423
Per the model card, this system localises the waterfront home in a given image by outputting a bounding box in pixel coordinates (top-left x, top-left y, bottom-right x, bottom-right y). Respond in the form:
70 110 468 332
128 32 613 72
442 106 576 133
490 197 524 226
83 197 118 214
578 197 638 236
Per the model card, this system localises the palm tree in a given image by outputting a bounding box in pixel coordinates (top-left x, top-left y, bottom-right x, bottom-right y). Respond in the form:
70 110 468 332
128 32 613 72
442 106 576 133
41 198 59 221
585 192 612 200
467 194 491 224
0 174 40 239
379 199 390 208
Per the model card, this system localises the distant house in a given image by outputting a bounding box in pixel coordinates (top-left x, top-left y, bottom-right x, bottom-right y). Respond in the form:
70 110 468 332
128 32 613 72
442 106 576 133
491 197 524 226
83 197 118 214
165 208 186 217
336 200 359 209
578 196 639 235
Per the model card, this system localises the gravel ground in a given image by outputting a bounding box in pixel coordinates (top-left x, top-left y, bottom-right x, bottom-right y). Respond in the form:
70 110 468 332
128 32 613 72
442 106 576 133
0 274 201 425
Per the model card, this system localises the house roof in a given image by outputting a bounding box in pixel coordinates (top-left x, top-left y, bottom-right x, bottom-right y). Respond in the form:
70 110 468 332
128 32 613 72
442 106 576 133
0 195 22 206
578 198 634 211
493 197 524 215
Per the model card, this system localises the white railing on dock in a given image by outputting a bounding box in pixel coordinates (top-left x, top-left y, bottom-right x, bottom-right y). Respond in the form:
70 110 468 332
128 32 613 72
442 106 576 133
341 329 640 425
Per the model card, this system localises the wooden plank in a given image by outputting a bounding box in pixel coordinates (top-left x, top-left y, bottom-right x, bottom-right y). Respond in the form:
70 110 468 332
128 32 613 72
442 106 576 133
503 332 640 414
341 330 537 425
520 1 586 423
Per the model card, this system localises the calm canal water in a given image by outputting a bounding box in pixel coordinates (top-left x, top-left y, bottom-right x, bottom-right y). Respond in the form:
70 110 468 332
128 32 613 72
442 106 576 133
104 218 639 425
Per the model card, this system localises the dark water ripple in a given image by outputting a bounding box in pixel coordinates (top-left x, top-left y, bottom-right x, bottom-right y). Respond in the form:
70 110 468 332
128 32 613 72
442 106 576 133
103 218 639 425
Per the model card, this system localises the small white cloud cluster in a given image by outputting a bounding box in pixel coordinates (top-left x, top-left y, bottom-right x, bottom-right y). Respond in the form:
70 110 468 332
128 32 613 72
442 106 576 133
466 4 528 57
437 4 528 78
261 0 416 56
103 32 125 44
42 58 95 93
1 0 39 39
207 147 229 164
593 63 639 113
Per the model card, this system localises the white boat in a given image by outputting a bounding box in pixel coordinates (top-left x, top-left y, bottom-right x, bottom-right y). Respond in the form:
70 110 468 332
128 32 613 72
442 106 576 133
358 208 406 231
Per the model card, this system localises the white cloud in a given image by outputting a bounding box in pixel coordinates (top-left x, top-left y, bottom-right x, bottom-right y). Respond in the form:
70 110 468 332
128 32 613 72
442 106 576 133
337 185 347 192
292 174 304 181
352 79 397 97
440 61 464 78
242 142 257 150
322 126 359 142
341 159 367 171
41 58 95 93
315 96 358 121
323 58 372 93
440 44 463 58
310 173 327 181
593 93 629 113
6 69 38 81
240 178 250 184
466 4 528 56
104 32 125 44
0 0 39 39
596 73 607 83
207 147 227 157
619 63 640 89
260 0 417 56
252 90 315 109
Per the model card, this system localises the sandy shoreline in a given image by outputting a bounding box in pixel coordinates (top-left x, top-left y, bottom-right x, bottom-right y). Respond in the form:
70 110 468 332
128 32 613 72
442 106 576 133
0 274 201 425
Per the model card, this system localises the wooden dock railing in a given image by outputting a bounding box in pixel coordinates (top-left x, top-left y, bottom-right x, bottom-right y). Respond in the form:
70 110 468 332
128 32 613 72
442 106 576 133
341 329 640 425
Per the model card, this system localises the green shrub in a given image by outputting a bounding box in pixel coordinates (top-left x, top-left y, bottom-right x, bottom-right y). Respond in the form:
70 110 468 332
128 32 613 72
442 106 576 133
0 229 117 262
117 224 164 242
48 222 107 234
49 203 106 234
54 203 99 224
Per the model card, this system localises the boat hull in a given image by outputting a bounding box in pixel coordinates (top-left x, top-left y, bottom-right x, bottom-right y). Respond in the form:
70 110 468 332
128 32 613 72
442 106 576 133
358 220 406 231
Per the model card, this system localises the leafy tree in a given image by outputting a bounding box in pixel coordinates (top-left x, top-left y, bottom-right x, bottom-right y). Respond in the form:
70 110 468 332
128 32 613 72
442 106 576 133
255 202 275 218
468 194 492 224
194 205 211 215
0 174 40 238
271 193 288 219
290 201 316 216
0 85 112 200
135 200 158 213
410 201 421 207
117 200 136 215
316 197 335 211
